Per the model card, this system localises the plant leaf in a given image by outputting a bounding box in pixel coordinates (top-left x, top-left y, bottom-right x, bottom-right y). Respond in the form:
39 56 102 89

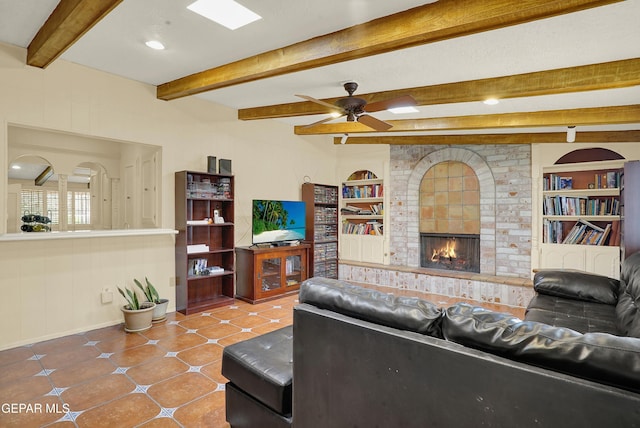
134 278 152 301
117 287 129 304
125 288 139 310
146 277 160 303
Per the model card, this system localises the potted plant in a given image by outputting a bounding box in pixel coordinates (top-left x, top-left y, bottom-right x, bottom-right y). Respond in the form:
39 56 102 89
117 285 156 332
135 277 169 322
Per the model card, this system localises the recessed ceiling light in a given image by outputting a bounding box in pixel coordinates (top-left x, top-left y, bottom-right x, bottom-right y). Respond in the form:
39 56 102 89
483 98 499 105
388 106 419 114
11 165 21 170
145 40 165 50
187 0 262 30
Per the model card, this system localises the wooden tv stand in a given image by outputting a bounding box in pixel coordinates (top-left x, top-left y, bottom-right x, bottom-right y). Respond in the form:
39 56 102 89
235 244 310 304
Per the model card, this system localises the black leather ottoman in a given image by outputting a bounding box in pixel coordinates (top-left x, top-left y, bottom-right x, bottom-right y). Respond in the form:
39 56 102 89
222 325 293 428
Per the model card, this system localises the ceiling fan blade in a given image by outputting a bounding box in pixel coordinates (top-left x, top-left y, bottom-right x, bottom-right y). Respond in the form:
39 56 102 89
364 95 417 113
302 114 346 128
295 94 340 111
357 114 393 131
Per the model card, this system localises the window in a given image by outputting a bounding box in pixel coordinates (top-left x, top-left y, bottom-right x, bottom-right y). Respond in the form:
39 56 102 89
20 189 57 228
68 191 91 227
20 188 91 230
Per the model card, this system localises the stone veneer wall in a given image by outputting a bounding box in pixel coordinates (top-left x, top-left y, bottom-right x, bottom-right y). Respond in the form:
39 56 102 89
389 144 532 278
339 263 535 309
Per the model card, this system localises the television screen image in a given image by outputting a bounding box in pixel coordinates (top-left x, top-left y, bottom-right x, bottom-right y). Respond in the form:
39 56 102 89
252 200 306 244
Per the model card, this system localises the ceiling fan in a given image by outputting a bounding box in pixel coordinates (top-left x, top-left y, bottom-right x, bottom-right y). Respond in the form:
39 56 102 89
296 82 417 131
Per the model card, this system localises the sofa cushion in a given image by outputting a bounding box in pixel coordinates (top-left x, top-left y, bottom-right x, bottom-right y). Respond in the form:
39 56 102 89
620 251 640 288
533 270 620 305
443 302 640 393
616 289 640 338
617 252 640 337
222 326 293 416
299 277 443 338
525 294 619 334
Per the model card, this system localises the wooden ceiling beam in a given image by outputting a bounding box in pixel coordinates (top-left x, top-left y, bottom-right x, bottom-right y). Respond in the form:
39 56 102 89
157 0 621 101
27 0 123 68
294 105 640 135
240 58 640 120
333 131 640 145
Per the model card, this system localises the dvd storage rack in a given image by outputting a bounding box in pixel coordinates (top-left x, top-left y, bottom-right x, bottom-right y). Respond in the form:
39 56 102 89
302 182 339 279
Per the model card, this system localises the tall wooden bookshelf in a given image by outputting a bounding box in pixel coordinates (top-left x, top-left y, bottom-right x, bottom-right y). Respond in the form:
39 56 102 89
175 171 235 314
302 182 339 279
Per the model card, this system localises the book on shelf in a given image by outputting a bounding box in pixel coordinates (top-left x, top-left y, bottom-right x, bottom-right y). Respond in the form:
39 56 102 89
561 218 614 246
544 174 573 191
543 219 564 244
342 183 383 199
369 203 383 215
342 220 383 235
341 204 383 216
559 177 573 190
341 205 363 214
543 195 619 216
609 220 621 247
595 171 622 189
544 171 621 191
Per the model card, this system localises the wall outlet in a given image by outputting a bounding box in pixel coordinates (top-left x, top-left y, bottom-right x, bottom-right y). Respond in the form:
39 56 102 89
101 288 113 304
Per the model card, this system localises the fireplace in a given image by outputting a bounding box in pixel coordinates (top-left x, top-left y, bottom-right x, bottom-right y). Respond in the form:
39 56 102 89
420 233 480 273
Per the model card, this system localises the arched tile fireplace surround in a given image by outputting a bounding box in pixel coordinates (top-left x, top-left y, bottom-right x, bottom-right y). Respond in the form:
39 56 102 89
407 148 496 274
339 145 534 309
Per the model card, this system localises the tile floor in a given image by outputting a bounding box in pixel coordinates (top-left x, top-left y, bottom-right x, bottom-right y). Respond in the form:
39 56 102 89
0 285 524 428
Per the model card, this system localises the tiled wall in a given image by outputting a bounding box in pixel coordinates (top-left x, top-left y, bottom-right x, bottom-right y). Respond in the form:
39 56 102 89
339 263 535 309
420 161 480 235
389 145 532 278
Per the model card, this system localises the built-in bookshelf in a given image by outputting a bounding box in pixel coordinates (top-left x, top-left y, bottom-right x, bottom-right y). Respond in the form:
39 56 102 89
539 159 624 278
541 160 623 246
340 169 386 264
302 182 339 279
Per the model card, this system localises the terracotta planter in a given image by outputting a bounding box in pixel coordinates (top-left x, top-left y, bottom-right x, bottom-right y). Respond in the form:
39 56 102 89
121 302 156 333
152 299 169 322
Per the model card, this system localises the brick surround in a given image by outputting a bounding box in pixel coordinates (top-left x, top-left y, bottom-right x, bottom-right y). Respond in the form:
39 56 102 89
389 145 532 278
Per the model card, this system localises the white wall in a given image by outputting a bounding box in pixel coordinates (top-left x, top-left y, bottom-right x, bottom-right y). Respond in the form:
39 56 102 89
0 41 338 350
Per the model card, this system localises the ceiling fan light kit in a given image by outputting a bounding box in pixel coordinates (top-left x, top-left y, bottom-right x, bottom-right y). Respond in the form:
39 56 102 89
297 81 416 131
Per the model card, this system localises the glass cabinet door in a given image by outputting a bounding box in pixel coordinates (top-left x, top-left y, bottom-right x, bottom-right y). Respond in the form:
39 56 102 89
260 257 281 291
285 254 302 288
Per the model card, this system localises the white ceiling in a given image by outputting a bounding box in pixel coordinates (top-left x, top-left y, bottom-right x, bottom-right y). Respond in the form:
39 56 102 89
0 0 639 135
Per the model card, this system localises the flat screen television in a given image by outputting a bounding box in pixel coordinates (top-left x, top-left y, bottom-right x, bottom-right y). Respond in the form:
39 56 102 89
252 200 306 245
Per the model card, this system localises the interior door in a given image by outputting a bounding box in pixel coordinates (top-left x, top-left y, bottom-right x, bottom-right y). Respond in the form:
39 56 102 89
123 164 135 229
141 153 157 227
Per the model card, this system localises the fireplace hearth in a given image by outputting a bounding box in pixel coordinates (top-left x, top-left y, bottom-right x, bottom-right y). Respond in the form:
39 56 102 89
420 233 480 273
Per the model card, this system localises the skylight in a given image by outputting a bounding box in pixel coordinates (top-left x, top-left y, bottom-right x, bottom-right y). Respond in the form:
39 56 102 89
187 0 262 30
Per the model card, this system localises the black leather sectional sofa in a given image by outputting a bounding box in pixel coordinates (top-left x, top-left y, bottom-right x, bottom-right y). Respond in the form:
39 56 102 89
222 252 640 427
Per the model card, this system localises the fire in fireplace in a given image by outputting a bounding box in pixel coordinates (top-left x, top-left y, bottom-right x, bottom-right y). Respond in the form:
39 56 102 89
420 233 480 273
